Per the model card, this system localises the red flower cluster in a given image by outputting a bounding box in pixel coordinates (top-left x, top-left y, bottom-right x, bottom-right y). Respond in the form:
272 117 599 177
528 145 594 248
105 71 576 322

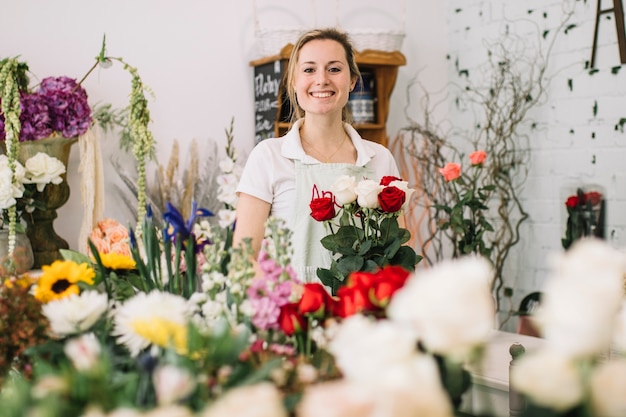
277 265 411 336
565 191 602 209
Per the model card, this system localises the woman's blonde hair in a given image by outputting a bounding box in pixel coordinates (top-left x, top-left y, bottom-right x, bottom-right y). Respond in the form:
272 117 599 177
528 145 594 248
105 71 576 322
285 28 360 124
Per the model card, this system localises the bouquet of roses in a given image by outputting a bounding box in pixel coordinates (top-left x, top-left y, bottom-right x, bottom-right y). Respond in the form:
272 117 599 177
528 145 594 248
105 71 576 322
309 175 421 294
561 188 604 250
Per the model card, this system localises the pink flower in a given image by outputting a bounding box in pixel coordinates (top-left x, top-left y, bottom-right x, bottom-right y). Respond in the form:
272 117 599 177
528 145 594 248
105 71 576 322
438 162 461 182
469 150 487 165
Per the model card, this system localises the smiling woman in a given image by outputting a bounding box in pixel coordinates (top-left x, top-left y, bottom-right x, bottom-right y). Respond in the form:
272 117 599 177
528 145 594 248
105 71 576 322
233 28 403 283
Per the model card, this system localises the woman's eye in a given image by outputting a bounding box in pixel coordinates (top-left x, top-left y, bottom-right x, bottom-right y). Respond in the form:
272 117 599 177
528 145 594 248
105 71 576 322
303 67 315 73
329 67 341 73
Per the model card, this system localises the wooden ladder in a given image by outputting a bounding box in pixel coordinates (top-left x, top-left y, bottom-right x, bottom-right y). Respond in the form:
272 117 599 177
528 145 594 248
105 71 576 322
590 0 626 67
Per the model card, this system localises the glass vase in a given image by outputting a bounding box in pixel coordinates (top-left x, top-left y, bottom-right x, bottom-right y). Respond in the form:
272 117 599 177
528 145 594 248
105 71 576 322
0 229 34 275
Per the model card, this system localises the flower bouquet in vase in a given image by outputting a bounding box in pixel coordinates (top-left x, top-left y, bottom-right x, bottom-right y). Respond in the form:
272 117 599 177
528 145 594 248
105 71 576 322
561 186 605 250
309 175 421 295
0 58 91 268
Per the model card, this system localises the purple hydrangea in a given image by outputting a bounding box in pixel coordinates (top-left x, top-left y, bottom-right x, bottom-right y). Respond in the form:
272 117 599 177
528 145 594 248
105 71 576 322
0 76 92 142
19 92 52 141
37 76 91 138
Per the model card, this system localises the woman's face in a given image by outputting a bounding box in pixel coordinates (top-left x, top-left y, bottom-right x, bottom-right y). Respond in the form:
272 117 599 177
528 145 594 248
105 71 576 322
293 39 356 118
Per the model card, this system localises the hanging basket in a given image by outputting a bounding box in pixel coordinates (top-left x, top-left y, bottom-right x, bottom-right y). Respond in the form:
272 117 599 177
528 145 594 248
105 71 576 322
253 0 314 57
256 27 306 57
347 28 405 52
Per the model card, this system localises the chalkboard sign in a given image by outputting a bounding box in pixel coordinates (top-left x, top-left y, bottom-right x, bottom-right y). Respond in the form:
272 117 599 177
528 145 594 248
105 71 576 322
253 59 284 144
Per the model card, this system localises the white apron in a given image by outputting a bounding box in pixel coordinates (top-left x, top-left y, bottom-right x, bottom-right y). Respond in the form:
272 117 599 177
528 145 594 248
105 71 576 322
291 160 374 283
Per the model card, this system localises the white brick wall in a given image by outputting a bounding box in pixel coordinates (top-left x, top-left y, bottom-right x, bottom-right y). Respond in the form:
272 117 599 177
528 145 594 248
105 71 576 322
441 0 626 324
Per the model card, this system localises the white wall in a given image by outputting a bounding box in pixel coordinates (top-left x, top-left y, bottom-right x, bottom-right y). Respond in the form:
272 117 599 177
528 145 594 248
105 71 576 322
0 0 450 251
445 0 626 324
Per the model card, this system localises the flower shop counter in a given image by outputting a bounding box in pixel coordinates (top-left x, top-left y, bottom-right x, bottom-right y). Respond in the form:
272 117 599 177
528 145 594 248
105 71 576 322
460 330 545 417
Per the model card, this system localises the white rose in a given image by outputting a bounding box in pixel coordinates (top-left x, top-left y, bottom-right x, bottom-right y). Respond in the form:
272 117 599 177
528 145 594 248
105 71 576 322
201 382 287 417
612 301 626 354
24 152 66 192
64 333 102 372
589 359 626 417
510 348 583 412
387 255 495 361
153 365 196 406
354 179 382 209
0 157 26 209
328 314 419 385
537 274 620 358
330 175 357 206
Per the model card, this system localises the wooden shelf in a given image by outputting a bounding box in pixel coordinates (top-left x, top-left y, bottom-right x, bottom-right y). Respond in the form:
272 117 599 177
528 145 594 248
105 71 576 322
251 44 406 147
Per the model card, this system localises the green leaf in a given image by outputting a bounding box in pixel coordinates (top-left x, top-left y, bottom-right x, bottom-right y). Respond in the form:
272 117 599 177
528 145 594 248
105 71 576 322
60 249 92 264
336 256 364 276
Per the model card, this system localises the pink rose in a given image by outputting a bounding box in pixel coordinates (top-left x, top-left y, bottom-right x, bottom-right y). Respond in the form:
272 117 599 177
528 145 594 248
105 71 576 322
438 162 461 182
469 150 487 165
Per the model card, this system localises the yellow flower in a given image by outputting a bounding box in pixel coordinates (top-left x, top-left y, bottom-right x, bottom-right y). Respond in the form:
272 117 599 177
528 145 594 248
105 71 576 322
34 260 96 304
2 273 36 289
99 252 136 270
132 317 188 355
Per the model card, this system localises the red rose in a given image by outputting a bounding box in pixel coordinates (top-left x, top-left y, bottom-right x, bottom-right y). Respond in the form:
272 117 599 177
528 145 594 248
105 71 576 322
378 186 406 213
278 302 307 336
584 191 602 206
309 185 336 222
298 283 334 317
565 195 580 209
335 284 374 318
439 162 461 182
370 266 411 307
380 176 402 186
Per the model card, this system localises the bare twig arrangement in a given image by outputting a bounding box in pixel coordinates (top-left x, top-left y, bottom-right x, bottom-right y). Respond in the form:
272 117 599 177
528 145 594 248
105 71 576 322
394 10 574 315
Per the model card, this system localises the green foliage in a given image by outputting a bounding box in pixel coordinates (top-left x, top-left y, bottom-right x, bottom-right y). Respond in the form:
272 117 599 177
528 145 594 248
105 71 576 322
316 204 421 295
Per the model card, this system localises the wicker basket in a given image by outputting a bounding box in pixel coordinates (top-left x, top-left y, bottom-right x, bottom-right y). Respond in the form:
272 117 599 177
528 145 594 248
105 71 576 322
347 28 405 53
256 27 305 57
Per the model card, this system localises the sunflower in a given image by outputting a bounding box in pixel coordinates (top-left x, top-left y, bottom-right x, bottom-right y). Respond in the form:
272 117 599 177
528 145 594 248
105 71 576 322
34 260 96 304
99 252 136 270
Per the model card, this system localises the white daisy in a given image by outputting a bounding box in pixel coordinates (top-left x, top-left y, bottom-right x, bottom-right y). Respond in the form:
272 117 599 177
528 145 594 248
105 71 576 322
112 291 191 357
42 290 108 336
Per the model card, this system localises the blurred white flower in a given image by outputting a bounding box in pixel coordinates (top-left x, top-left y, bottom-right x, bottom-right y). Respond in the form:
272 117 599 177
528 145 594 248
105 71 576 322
354 179 382 209
510 348 583 412
32 375 68 399
42 290 108 336
64 333 102 372
330 175 357 205
217 173 239 206
387 255 495 361
297 378 453 417
106 408 144 417
112 291 190 357
589 359 626 417
217 209 236 228
537 239 625 357
200 382 287 417
218 157 235 173
612 300 626 354
153 365 196 406
0 155 26 209
144 405 194 417
328 314 418 385
23 152 66 192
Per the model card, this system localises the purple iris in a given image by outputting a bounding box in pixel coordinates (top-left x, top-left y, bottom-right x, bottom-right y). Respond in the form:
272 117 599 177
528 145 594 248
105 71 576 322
163 202 213 252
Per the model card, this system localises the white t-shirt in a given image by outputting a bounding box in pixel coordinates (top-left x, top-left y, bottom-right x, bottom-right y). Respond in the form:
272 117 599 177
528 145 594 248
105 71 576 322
236 119 400 228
